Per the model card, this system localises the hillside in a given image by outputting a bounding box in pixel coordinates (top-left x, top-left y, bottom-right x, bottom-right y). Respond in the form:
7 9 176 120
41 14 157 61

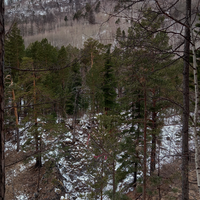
5 113 200 200
5 0 200 48
5 0 120 47
3 1 200 200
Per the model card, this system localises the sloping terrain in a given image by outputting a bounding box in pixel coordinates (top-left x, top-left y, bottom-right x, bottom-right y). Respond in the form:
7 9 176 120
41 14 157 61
5 0 120 48
5 113 200 200
5 0 199 48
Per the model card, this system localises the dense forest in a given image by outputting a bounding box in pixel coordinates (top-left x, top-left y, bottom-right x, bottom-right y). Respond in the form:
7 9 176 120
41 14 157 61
1 0 200 199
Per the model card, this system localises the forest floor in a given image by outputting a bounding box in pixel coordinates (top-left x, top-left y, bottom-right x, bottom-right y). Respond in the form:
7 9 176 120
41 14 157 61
4 114 200 200
5 149 200 200
127 156 199 200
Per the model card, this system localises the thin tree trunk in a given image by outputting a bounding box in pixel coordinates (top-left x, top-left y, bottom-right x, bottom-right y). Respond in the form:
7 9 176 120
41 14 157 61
191 29 200 194
91 51 95 114
91 51 94 69
150 91 157 175
113 159 116 200
158 140 161 200
12 87 19 151
134 94 141 188
100 158 103 200
143 83 147 200
182 1 191 199
5 76 19 151
72 89 79 144
0 0 5 198
33 72 42 168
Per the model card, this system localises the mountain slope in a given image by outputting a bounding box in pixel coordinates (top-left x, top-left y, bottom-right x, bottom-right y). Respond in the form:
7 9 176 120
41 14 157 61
5 0 119 48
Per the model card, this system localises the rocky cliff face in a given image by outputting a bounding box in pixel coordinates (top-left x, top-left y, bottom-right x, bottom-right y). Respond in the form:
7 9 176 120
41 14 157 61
6 0 97 20
5 0 200 48
5 0 117 47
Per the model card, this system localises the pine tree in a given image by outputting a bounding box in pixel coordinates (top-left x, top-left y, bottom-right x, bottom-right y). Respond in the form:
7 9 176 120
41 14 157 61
65 61 82 115
102 47 117 113
17 39 60 168
54 46 70 118
16 57 43 167
114 8 174 197
83 38 106 114
26 38 57 69
4 23 25 151
5 22 25 81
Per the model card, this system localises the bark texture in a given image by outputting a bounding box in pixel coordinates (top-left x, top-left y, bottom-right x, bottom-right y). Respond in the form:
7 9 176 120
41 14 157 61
191 29 200 194
182 0 191 199
0 0 5 199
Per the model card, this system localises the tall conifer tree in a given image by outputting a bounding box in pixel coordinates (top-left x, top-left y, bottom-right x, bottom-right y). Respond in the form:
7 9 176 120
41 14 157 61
102 47 117 113
5 23 25 81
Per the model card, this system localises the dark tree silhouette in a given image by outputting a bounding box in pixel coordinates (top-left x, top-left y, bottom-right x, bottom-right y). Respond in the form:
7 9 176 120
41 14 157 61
0 0 5 199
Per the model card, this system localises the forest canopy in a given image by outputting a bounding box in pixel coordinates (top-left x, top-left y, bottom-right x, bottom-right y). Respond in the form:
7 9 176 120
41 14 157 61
2 1 200 199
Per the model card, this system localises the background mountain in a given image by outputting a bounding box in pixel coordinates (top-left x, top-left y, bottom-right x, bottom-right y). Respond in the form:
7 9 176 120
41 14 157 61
5 0 120 48
5 0 199 48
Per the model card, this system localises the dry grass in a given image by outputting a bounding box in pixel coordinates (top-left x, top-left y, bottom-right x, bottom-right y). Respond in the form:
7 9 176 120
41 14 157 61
6 151 66 200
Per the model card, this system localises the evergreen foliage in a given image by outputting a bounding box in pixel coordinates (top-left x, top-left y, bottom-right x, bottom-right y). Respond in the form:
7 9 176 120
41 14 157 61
102 47 117 112
73 10 83 21
65 61 82 115
83 38 106 113
3 6 191 200
113 8 176 196
5 23 25 81
26 38 58 69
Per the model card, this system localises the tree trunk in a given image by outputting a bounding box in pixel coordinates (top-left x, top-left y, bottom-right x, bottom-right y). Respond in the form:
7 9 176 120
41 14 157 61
12 88 19 152
33 72 42 168
134 94 141 187
182 0 191 199
72 89 79 144
158 140 161 200
100 159 103 200
91 52 95 114
143 83 147 200
112 159 116 200
150 91 157 175
191 29 200 194
0 0 5 198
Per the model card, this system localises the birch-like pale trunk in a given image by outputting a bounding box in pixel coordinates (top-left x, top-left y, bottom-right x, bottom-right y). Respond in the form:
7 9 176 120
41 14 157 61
191 29 200 194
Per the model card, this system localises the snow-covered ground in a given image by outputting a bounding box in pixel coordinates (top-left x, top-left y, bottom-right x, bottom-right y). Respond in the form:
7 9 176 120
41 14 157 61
5 111 189 200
